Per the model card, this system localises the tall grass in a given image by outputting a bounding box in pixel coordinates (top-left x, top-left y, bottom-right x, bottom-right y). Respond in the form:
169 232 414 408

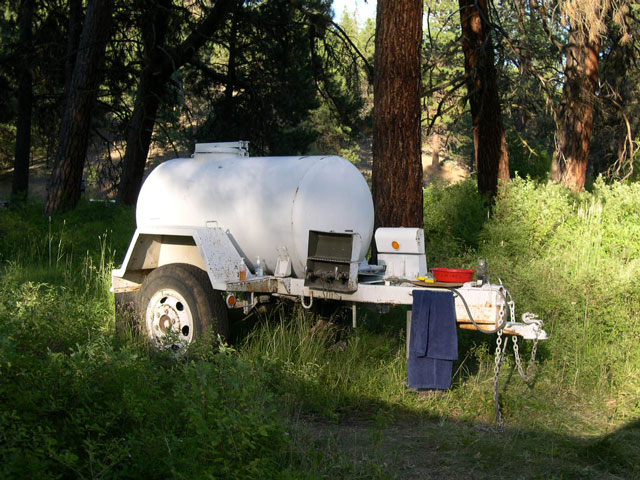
480 179 640 404
421 177 640 428
240 305 411 419
241 178 640 430
0 202 297 479
1 180 639 478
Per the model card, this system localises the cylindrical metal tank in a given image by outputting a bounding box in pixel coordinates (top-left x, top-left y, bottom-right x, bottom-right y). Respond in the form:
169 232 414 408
136 150 374 278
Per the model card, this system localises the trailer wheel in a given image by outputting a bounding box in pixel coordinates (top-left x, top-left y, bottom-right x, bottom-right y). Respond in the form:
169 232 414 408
138 263 229 350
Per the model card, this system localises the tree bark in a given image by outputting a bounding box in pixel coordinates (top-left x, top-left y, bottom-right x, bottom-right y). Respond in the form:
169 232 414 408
116 0 172 206
458 0 509 199
372 0 424 232
117 0 239 206
551 28 600 192
63 0 83 99
11 0 35 200
45 0 114 213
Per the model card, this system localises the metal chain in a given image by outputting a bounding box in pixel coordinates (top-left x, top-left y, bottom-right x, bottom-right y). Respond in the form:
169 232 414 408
493 289 543 428
491 286 545 429
512 335 540 386
491 286 515 430
493 329 508 430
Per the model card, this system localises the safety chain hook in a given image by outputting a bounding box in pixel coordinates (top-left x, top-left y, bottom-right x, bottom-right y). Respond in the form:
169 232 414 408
512 334 540 385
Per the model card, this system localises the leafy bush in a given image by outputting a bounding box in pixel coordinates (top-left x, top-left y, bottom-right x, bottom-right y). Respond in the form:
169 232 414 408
0 204 294 480
0 279 290 479
423 178 488 267
421 177 639 421
506 130 552 181
481 177 572 263
478 178 640 395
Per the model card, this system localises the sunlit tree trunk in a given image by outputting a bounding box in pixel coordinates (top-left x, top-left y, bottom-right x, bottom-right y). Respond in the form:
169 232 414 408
551 28 600 191
372 0 424 231
430 132 441 171
458 0 509 199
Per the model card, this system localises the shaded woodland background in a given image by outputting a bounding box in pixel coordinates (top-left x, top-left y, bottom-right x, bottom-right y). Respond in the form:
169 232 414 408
2 0 639 212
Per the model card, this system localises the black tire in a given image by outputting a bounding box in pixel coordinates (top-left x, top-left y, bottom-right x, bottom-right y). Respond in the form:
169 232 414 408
137 263 229 348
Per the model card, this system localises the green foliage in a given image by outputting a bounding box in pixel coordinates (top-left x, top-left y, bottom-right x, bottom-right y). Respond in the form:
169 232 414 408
479 178 640 398
423 178 489 266
189 0 367 157
506 131 552 180
0 305 288 478
0 199 135 267
2 183 640 478
422 177 639 438
241 304 407 419
481 177 572 261
0 203 294 479
194 0 322 155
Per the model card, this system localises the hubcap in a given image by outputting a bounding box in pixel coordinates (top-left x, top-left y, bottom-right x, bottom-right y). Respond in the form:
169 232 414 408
146 289 194 349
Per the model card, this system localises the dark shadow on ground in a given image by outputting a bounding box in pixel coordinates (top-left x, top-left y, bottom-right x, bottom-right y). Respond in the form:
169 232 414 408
239 303 638 479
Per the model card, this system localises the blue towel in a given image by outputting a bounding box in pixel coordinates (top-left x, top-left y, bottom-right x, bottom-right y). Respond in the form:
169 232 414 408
408 289 458 390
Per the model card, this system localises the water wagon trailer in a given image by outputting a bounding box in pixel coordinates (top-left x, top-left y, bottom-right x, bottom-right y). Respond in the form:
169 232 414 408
112 142 547 390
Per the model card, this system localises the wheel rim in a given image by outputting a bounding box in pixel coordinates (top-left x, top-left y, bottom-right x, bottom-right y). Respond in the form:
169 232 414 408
145 289 194 349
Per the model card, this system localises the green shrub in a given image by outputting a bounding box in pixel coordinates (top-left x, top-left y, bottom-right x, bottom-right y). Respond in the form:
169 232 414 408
423 178 488 267
0 201 294 479
480 177 572 264
0 279 290 479
419 177 640 425
506 130 552 181
478 178 640 397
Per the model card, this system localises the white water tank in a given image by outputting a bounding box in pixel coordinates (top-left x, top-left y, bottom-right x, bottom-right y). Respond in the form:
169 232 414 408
136 142 374 277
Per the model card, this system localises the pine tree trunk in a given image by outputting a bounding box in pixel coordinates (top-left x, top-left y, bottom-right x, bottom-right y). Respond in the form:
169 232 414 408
372 0 424 231
458 0 509 198
116 68 169 205
551 28 600 192
430 132 441 170
11 0 34 200
45 0 114 213
116 0 172 206
117 0 238 206
63 0 83 98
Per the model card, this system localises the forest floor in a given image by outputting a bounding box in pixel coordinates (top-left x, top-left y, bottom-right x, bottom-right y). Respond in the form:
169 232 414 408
290 415 635 479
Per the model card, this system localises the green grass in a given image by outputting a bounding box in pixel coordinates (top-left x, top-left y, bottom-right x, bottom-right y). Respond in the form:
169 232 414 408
1 180 639 479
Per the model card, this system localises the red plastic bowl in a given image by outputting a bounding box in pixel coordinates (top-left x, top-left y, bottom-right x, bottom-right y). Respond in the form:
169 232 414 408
432 267 476 283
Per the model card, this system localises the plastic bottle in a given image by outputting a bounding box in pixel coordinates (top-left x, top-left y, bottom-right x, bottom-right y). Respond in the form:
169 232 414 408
255 256 264 277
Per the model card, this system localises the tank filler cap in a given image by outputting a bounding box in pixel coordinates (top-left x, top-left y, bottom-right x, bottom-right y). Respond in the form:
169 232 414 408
194 141 249 157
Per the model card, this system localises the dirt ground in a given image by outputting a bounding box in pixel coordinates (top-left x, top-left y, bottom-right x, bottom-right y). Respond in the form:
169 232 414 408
291 413 635 479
